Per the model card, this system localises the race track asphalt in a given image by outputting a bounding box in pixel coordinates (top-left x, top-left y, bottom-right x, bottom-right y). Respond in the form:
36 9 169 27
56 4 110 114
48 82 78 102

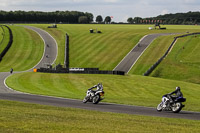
0 27 199 121
114 33 176 73
0 93 200 120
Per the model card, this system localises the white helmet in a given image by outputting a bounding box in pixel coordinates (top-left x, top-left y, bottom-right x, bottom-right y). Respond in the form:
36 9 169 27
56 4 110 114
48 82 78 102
176 86 180 91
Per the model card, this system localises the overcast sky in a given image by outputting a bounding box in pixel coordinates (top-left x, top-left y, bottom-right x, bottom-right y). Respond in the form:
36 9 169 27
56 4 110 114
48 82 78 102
0 0 200 22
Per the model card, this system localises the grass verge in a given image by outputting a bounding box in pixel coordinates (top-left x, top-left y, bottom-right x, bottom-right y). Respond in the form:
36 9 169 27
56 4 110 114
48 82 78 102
0 100 200 133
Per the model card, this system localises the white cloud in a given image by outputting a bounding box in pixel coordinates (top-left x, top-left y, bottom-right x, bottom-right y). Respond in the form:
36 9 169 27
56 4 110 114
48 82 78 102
161 9 169 15
103 0 119 3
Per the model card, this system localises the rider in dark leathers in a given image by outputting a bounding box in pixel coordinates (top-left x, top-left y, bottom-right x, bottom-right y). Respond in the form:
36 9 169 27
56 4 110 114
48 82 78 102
167 86 183 104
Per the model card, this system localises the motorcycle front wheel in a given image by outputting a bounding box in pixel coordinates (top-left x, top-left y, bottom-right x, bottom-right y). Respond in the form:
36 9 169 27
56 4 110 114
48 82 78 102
171 102 182 113
92 94 100 104
83 96 89 103
156 102 163 112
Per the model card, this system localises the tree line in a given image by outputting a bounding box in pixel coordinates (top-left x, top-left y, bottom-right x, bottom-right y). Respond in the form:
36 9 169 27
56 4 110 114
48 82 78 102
127 11 200 25
155 11 200 25
0 10 114 24
0 10 93 23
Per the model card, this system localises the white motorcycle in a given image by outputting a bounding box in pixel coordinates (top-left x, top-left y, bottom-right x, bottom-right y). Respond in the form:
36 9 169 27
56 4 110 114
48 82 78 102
83 83 105 104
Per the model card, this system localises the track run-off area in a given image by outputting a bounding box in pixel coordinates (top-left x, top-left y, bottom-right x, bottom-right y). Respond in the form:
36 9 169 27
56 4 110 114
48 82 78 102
0 26 199 121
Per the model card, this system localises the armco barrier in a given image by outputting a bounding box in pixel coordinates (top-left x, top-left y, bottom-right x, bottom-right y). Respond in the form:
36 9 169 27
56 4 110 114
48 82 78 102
143 32 200 76
36 67 125 75
0 25 13 62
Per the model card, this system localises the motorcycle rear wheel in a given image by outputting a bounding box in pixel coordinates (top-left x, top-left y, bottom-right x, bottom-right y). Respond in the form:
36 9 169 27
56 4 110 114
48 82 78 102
157 103 163 112
171 102 182 113
92 94 100 104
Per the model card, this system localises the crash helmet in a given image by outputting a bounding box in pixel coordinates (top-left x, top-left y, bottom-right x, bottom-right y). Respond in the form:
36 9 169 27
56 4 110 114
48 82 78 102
97 83 103 89
176 86 180 91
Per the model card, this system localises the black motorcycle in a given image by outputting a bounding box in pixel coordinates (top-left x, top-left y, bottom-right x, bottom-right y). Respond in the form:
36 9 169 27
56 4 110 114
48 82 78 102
157 94 186 113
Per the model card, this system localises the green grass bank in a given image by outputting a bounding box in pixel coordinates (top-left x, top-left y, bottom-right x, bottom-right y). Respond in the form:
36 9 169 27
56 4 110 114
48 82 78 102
0 100 199 133
28 24 200 70
0 25 9 55
6 72 200 112
0 25 44 72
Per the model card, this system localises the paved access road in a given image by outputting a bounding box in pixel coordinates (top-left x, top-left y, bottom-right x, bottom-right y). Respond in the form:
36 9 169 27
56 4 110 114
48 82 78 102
114 33 175 73
24 26 58 69
0 27 199 121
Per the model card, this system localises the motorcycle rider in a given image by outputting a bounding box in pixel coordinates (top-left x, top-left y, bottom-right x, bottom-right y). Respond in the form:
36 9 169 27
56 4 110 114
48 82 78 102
167 86 183 104
88 83 103 96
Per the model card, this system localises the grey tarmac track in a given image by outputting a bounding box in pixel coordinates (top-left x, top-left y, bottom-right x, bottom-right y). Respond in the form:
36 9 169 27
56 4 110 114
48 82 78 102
0 27 199 121
114 33 176 73
0 93 200 120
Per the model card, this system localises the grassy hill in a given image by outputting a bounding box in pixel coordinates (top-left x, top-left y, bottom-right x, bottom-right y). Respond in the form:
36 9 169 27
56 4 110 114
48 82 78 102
130 33 200 84
151 35 200 84
0 25 44 72
29 24 196 70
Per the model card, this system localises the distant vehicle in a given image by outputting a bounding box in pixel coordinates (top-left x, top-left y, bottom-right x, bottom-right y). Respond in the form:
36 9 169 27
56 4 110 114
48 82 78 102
157 94 186 113
48 24 57 28
83 83 105 104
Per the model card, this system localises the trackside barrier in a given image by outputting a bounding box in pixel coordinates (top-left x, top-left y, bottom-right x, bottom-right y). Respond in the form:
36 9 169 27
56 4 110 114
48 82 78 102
0 25 13 62
143 32 200 76
36 67 125 75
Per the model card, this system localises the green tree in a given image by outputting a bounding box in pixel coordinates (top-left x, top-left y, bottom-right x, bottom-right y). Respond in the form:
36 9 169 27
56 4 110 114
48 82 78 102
85 12 93 23
127 17 133 23
78 16 89 24
105 16 111 24
133 17 142 24
96 15 103 23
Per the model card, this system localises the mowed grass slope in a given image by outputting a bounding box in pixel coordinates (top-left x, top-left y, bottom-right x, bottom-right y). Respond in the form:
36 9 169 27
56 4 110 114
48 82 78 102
31 24 147 70
6 72 200 112
0 25 44 72
151 35 200 84
0 26 3 42
0 25 9 54
30 24 189 70
1 100 200 133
